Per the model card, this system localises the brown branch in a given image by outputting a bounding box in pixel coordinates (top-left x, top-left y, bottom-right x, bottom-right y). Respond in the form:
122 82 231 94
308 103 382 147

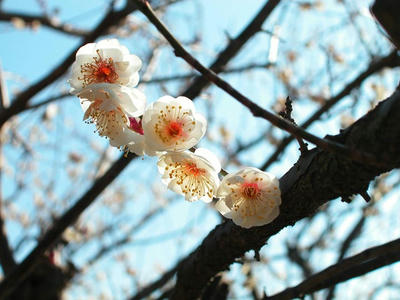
85 205 167 267
260 50 400 170
130 265 178 300
168 85 400 298
0 152 136 299
0 11 89 37
265 237 400 299
326 213 366 300
286 243 313 278
132 0 389 169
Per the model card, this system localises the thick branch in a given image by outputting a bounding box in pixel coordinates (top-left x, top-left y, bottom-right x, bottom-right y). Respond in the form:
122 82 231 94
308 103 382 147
371 0 400 49
265 237 400 299
0 153 136 299
167 87 400 299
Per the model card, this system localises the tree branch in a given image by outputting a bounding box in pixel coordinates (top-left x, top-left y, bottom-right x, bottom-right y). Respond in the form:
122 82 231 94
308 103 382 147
371 0 400 49
0 66 16 275
19 62 273 113
85 205 167 267
326 212 366 299
0 11 89 37
0 152 136 299
265 237 400 299
130 265 178 300
168 86 400 298
260 50 400 170
142 62 274 85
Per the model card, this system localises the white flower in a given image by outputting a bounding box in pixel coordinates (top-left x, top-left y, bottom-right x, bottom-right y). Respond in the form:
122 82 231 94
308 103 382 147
215 167 281 229
109 117 147 156
157 148 221 202
69 39 142 93
78 83 146 151
142 96 207 154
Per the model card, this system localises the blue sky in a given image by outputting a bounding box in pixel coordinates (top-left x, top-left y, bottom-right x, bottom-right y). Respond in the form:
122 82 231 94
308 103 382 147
1 0 400 299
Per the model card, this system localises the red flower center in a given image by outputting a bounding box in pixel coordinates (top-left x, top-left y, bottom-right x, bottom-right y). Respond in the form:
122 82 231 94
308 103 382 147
184 162 205 176
240 182 260 200
80 50 119 86
166 121 184 138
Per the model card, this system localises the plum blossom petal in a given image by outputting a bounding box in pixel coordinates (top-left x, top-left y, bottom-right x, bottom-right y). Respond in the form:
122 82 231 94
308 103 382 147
216 167 281 229
142 96 207 154
69 39 142 93
157 148 220 202
109 126 147 156
77 83 146 150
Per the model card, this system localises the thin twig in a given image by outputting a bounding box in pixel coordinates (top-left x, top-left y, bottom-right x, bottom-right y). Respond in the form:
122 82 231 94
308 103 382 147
279 96 308 154
141 62 274 85
0 11 89 37
25 92 71 110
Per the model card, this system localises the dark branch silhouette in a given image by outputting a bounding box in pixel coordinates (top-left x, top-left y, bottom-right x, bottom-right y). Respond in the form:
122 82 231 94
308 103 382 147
265 237 400 299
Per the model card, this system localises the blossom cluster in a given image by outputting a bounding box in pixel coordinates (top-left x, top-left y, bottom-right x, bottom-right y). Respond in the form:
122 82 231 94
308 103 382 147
69 39 281 228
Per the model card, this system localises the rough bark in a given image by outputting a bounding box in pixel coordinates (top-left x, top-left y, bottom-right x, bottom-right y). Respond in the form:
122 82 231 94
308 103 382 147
170 87 400 299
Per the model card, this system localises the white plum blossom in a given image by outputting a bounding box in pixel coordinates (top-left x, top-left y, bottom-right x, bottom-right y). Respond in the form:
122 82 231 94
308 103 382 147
215 167 281 229
142 96 207 154
109 117 147 156
157 148 221 202
69 39 142 93
78 83 146 154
